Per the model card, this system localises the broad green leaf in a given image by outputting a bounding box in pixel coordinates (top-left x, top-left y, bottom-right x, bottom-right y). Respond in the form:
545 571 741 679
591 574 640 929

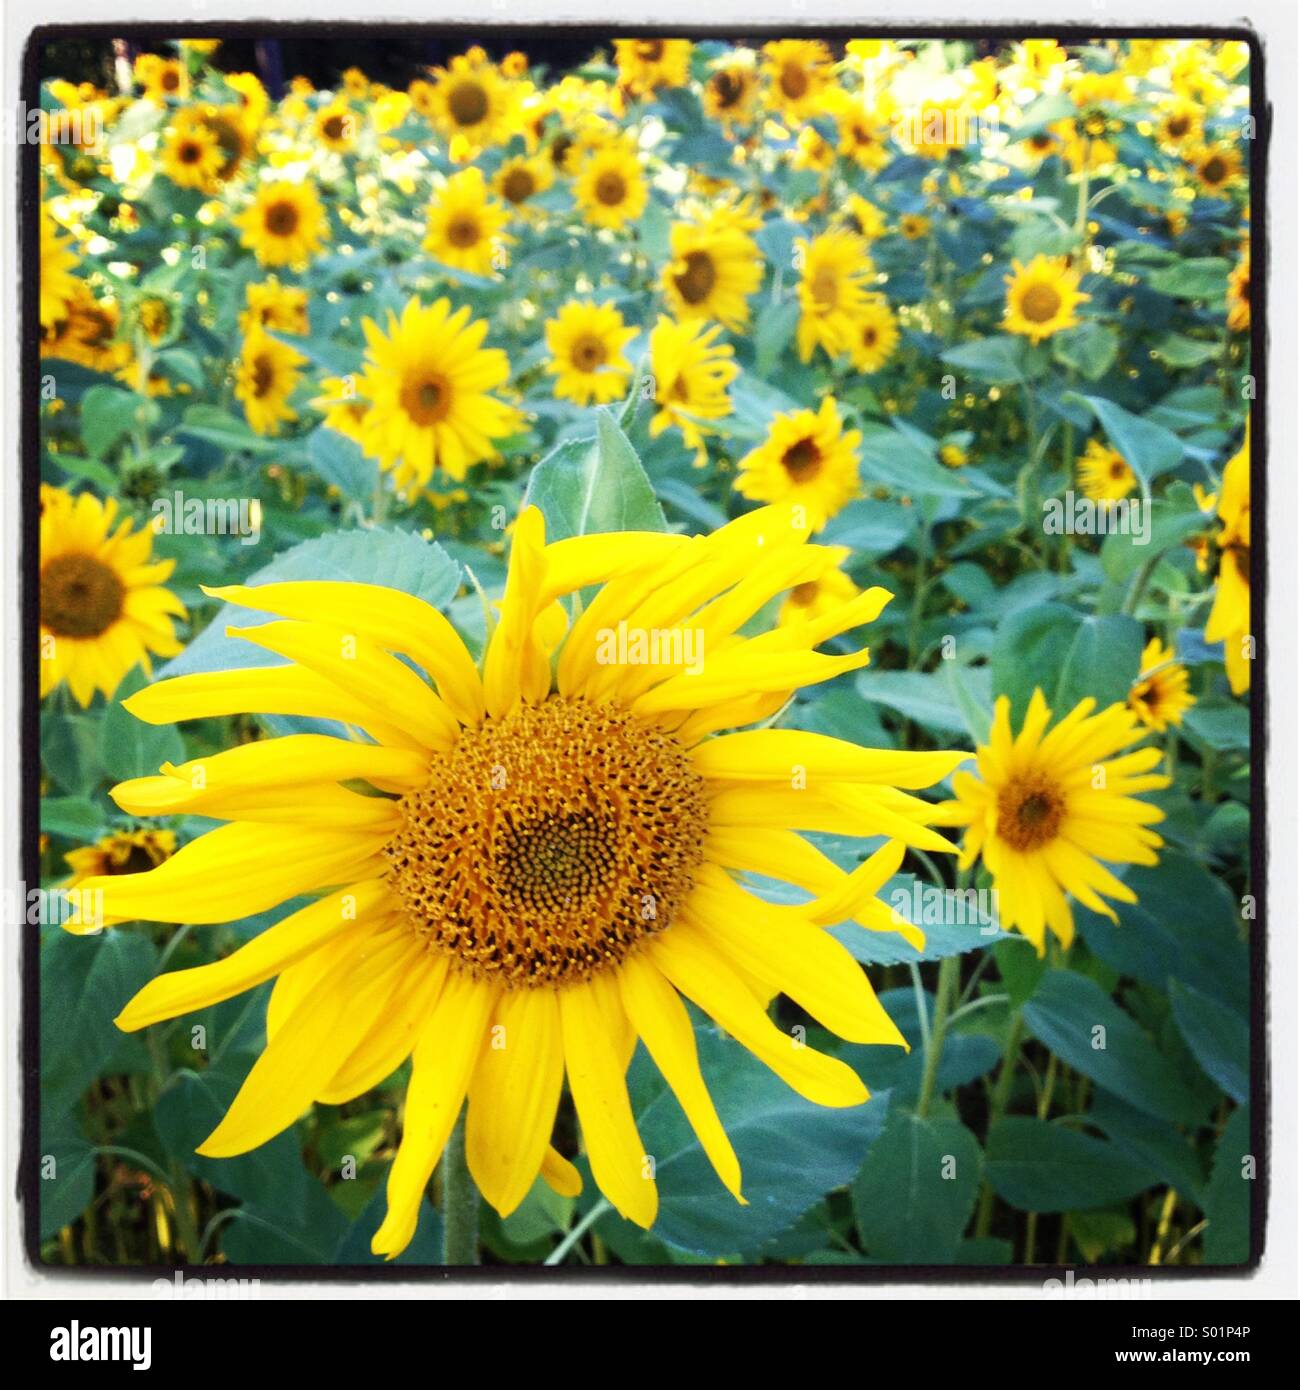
1202 1106 1252 1265
39 1122 97 1240
990 601 1079 725
81 385 158 458
99 670 185 780
40 711 104 797
1051 612 1143 711
1168 979 1249 1104
1145 257 1231 301
856 669 970 735
940 336 1026 385
1053 322 1120 381
986 1118 1157 1211
40 796 106 841
307 426 379 499
1068 394 1185 481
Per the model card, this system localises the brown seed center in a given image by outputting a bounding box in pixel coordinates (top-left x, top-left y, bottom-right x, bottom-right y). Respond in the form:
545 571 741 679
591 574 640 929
675 250 718 306
401 374 451 426
40 552 125 638
594 171 628 207
1020 282 1062 324
448 80 489 128
264 200 300 237
782 436 822 483
996 776 1065 852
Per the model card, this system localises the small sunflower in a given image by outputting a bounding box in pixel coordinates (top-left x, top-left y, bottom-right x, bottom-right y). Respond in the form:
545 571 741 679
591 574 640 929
160 121 223 190
41 282 131 375
355 296 519 495
1204 427 1251 694
1227 248 1251 332
234 325 306 437
762 39 833 124
660 215 762 332
1003 255 1088 343
835 99 894 172
795 230 875 363
423 167 513 277
733 396 861 529
1155 98 1204 154
777 563 859 629
66 830 176 887
544 300 637 406
40 204 80 329
847 295 900 374
1076 438 1137 501
39 486 186 708
137 55 186 105
235 181 329 268
648 315 737 466
1128 638 1195 732
702 60 759 129
1189 143 1243 197
67 502 966 1256
240 278 310 337
574 141 648 231
426 53 516 151
312 375 370 444
613 39 693 97
899 213 931 240
492 155 554 216
314 102 358 153
935 691 1171 953
842 194 887 242
174 105 252 184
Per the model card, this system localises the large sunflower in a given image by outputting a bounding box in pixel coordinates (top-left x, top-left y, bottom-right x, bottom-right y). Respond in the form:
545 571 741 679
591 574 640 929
1204 426 1251 694
648 315 738 466
39 486 186 707
423 167 513 277
574 141 648 231
234 325 306 437
544 300 637 406
935 691 1170 953
40 204 81 329
354 296 519 495
1003 255 1088 342
795 230 875 363
426 53 516 151
235 181 329 269
733 396 861 529
66 504 966 1256
762 39 833 124
660 214 763 332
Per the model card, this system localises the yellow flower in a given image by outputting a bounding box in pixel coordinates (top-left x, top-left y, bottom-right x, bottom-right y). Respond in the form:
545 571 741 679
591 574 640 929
160 121 223 190
314 102 358 153
544 300 637 406
1189 143 1243 197
1128 638 1195 732
660 214 762 332
66 830 176 887
223 72 270 134
834 98 894 172
39 486 186 707
777 563 860 629
648 315 737 466
423 167 513 277
312 375 370 443
1227 248 1251 333
574 140 647 230
847 294 900 374
899 213 931 240
174 105 253 184
1155 97 1204 154
240 278 309 337
426 53 516 151
135 295 175 345
1003 255 1088 342
41 282 131 375
234 325 306 437
342 67 371 99
1076 438 1137 501
762 39 833 124
40 204 80 329
68 503 966 1256
1204 427 1251 694
354 296 519 494
613 39 692 96
936 691 1170 952
734 396 861 529
137 55 187 104
939 443 968 469
702 59 759 129
492 155 554 216
795 230 874 362
842 195 887 242
235 181 329 268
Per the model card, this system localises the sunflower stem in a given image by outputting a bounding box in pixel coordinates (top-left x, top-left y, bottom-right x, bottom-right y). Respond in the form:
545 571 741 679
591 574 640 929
973 1010 1023 1238
915 954 959 1119
440 1112 480 1266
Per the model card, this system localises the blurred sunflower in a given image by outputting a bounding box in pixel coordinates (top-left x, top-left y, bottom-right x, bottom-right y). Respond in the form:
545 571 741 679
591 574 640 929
1154 97 1204 154
41 282 131 374
1128 638 1194 732
544 300 637 406
777 563 860 629
134 294 175 346
648 315 737 465
492 155 554 216
312 375 369 444
733 396 861 528
66 829 176 887
234 325 306 437
160 122 223 190
834 97 894 172
39 486 186 707
842 194 887 242
354 296 519 494
426 53 516 151
1076 438 1137 501
795 230 874 362
575 141 648 230
240 278 309 337
847 295 900 374
934 691 1170 953
1227 248 1251 332
762 39 833 124
222 71 270 134
174 105 252 184
702 59 759 129
1204 426 1251 694
614 39 692 97
235 181 329 268
1003 255 1088 342
314 102 358 153
1189 142 1243 196
136 55 186 105
40 204 80 329
423 167 513 276
68 503 966 1255
660 215 762 332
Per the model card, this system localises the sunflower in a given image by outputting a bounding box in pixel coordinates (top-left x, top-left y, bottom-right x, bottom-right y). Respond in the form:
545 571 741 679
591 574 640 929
935 691 1170 953
702 59 759 129
222 72 270 134
660 215 762 332
342 67 371 99
847 295 900 374
137 55 186 105
240 278 309 337
234 325 306 437
762 39 833 124
574 140 648 231
39 486 186 708
235 181 329 268
314 102 358 153
66 829 176 887
160 121 223 190
134 294 176 346
41 281 131 375
66 502 967 1256
1128 638 1195 732
544 300 637 406
613 39 692 97
40 204 80 329
1227 248 1251 332
354 296 519 495
426 53 516 151
795 230 875 363
834 98 894 172
423 167 513 277
1076 438 1137 501
1155 97 1204 154
1003 255 1088 343
899 213 931 240
842 195 887 242
648 315 737 466
1204 427 1251 694
174 105 252 184
733 396 861 529
777 563 859 629
491 155 554 216
1189 143 1243 197
312 375 370 444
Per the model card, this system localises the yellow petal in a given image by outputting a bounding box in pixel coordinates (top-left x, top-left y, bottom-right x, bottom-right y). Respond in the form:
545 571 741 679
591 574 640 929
483 506 550 719
693 730 970 789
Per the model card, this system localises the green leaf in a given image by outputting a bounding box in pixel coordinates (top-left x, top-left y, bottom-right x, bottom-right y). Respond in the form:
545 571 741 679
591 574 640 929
1068 394 1185 481
1202 1106 1252 1265
1152 333 1223 368
41 711 104 797
1022 970 1205 1124
98 670 185 780
1053 323 1120 381
940 336 1027 385
856 669 970 735
40 796 106 841
986 1117 1157 1211
1145 257 1231 302
39 1123 98 1240
522 408 666 542
754 298 800 377
1181 700 1250 753
333 1184 443 1266
991 602 1078 725
1067 1209 1136 1261
1100 489 1208 582
857 424 976 498
1168 979 1249 1104
851 1110 982 1261
307 426 379 499
81 385 157 458
1052 612 1143 711
994 936 1047 1009
944 660 994 743
178 403 283 456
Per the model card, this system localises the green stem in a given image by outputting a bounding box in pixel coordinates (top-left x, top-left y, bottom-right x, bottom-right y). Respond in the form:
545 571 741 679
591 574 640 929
916 955 960 1119
973 1010 1023 1238
440 1112 480 1266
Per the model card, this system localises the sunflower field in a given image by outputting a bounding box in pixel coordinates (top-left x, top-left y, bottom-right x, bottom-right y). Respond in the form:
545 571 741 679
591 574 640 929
32 32 1257 1274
